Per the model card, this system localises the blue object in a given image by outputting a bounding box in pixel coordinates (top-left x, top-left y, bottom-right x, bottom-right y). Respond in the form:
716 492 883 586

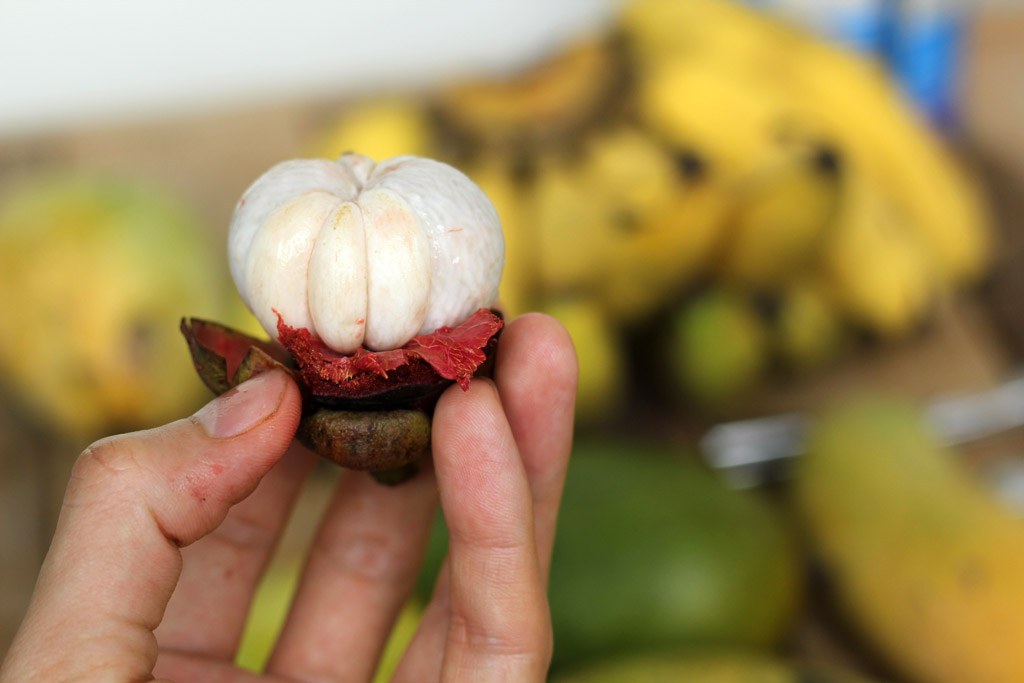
742 0 969 128
886 3 968 128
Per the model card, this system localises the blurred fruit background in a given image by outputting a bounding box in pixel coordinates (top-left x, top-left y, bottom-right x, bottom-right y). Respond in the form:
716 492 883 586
3 0 1024 680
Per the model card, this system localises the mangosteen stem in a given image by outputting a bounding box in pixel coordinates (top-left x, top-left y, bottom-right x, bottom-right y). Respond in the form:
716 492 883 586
371 461 422 486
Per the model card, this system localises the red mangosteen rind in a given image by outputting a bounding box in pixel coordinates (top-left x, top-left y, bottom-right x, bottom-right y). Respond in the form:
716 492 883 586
276 308 504 398
181 318 293 394
180 309 503 480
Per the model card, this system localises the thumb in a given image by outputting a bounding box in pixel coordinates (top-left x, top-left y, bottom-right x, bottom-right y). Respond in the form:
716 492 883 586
1 369 302 682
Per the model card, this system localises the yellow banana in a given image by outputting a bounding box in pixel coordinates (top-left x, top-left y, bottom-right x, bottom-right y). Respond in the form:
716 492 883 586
636 52 786 182
774 277 848 372
460 159 537 319
818 170 935 339
622 0 796 72
308 98 435 161
541 298 624 423
717 145 842 290
531 153 607 299
783 36 990 285
532 126 729 323
624 0 989 286
798 397 1024 683
582 126 729 322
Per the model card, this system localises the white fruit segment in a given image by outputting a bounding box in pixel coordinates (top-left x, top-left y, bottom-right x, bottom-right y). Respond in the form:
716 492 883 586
229 159 361 300
370 157 504 336
228 153 503 354
360 187 431 350
307 201 369 352
243 191 338 342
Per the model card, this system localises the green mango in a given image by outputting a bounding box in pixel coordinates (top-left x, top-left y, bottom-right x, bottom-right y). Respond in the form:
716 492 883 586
416 439 802 670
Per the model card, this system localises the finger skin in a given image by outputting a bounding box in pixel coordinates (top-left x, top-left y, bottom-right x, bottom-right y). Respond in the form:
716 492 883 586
492 312 577 578
0 370 301 683
264 465 438 682
394 313 577 682
154 441 318 662
436 378 552 682
0 315 578 683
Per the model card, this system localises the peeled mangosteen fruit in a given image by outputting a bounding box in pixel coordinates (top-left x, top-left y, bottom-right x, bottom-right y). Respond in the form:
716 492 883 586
183 152 506 483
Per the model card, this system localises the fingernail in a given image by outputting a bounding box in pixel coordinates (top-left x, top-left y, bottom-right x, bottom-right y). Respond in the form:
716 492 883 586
195 370 287 439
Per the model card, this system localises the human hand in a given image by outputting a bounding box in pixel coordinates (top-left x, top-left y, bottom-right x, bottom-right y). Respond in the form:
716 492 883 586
0 313 577 682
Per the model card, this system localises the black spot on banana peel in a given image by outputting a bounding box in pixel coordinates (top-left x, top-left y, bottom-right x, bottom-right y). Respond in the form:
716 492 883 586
674 149 708 181
813 144 843 176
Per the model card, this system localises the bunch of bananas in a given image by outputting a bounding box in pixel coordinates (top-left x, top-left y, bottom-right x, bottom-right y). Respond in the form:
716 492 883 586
310 0 990 418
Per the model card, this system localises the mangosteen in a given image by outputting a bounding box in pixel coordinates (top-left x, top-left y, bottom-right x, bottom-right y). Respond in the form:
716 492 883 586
182 153 505 484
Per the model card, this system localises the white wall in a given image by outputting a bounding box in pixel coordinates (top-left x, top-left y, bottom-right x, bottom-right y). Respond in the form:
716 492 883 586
0 1 624 136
